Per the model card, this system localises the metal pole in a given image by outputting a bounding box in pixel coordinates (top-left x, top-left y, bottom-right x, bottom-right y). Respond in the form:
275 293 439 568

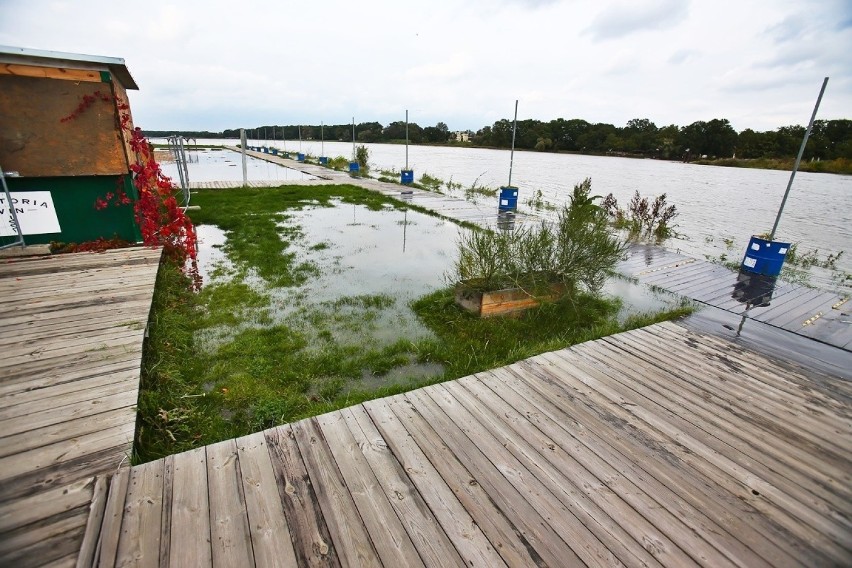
507 99 519 187
240 128 248 187
769 77 829 240
0 165 25 249
321 121 324 157
298 125 302 152
352 117 356 160
405 109 409 170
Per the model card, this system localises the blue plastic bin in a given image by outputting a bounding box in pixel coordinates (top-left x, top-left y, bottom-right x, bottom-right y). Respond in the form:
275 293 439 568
740 236 790 277
297 153 306 162
349 162 360 173
319 156 328 165
498 186 518 211
401 170 414 184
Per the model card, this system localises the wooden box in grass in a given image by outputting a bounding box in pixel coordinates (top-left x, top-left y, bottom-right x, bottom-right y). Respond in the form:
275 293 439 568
455 283 565 317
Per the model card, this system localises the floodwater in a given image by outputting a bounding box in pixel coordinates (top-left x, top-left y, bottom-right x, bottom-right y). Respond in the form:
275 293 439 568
196 200 684 352
175 137 851 290
159 147 317 182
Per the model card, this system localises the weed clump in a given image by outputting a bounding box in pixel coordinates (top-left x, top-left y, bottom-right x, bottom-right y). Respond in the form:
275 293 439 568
603 190 678 240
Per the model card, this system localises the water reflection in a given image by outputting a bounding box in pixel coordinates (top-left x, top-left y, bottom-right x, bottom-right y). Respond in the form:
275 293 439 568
160 148 317 183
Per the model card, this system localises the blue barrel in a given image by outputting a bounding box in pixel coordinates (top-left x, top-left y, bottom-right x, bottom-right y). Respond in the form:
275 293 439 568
270 148 278 155
401 169 414 184
349 161 360 173
741 236 790 277
498 186 519 211
319 156 328 165
297 153 306 162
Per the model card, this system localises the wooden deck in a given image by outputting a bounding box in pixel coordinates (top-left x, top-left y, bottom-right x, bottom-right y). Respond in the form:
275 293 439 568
0 247 162 568
85 321 851 567
620 244 851 351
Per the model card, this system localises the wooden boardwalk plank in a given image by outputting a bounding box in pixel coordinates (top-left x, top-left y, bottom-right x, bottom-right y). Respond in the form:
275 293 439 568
342 406 469 568
292 418 381 567
167 447 211 567
316 412 425 567
114 460 164 567
235 432 297 568
360 400 506 568
539 349 852 565
206 439 255 568
264 425 340 567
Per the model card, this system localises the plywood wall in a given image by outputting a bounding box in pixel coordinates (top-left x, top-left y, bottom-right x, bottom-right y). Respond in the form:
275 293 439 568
0 75 129 176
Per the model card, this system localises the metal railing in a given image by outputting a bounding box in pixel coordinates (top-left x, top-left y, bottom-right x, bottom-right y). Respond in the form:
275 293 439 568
0 165 25 250
166 135 191 208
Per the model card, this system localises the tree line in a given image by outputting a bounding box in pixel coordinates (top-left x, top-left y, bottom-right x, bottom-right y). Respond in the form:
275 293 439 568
144 117 852 161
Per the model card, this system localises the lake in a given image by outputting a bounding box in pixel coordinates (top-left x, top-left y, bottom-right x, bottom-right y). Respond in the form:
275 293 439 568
153 137 852 291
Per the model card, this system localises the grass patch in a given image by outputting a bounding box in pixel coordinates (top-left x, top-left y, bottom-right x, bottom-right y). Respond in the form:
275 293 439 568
136 183 695 463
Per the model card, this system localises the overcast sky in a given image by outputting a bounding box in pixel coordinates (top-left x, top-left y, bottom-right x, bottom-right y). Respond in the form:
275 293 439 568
2 0 850 133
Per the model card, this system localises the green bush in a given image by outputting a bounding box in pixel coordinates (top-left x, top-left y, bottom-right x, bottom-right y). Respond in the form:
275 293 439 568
453 178 626 294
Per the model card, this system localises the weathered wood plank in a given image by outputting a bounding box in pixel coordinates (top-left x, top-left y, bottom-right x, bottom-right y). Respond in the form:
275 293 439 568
360 400 506 568
96 470 135 567
206 439 255 568
292 417 381 567
264 425 340 567
76 475 109 568
316 411 425 567
0 476 94 533
416 384 627 568
168 447 211 568
235 431 298 568
342 406 468 568
383 393 556 567
0 387 138 435
503 358 823 567
539 347 851 565
114 460 164 567
451 375 670 568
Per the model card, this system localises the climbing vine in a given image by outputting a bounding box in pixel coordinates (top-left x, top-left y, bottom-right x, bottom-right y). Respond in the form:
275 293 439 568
61 89 200 288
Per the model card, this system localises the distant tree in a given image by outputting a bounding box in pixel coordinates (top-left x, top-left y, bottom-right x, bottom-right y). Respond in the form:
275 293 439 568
623 118 658 154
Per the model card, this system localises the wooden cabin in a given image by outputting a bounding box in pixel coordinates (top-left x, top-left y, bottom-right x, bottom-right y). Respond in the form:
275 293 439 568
0 46 142 246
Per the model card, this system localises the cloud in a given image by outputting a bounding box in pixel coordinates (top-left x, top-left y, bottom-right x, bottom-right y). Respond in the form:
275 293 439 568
585 0 690 41
668 48 699 65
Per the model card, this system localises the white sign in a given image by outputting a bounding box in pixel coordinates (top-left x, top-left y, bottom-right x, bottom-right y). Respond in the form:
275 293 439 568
0 191 62 237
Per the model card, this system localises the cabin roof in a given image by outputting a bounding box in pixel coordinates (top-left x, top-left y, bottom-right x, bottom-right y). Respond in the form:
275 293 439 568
0 45 138 89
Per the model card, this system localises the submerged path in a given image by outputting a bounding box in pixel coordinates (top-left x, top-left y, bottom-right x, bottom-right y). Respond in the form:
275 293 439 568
215 147 852 351
0 247 162 567
82 319 852 567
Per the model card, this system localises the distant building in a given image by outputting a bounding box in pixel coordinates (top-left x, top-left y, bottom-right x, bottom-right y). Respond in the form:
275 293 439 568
453 131 471 143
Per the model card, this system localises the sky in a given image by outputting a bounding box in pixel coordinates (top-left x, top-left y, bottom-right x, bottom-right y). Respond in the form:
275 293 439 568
1 0 850 133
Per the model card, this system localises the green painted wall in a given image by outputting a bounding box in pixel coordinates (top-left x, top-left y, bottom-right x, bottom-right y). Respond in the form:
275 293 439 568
5 175 141 245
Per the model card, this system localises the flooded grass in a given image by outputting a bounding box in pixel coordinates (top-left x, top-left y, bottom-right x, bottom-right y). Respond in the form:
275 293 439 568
135 184 694 463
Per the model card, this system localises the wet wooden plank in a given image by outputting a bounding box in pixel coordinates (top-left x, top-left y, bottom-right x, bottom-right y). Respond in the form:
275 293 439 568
316 412 424 567
76 475 109 568
167 447 211 567
235 432 297 568
114 460 164 567
206 439 254 568
360 400 506 568
264 425 340 567
539 348 852 566
292 417 381 567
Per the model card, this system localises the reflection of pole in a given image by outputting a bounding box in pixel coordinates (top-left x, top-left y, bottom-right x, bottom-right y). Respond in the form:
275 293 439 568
770 77 829 240
736 305 750 337
405 109 409 170
507 99 518 187
240 128 247 187
403 209 407 253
